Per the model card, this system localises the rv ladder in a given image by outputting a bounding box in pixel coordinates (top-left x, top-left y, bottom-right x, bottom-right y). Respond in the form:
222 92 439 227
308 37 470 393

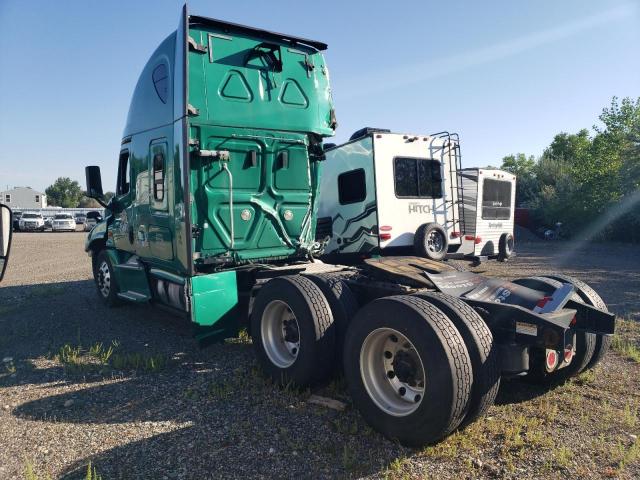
430 132 466 237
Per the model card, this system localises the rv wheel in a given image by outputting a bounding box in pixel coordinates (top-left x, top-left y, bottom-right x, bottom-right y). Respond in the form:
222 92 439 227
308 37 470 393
543 274 611 370
250 276 335 387
512 276 595 383
343 295 472 446
411 292 500 427
498 233 514 261
414 223 449 261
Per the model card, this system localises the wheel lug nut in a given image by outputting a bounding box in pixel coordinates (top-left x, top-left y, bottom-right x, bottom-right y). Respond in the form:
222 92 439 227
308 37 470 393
414 394 421 403
389 335 398 343
398 387 406 396
384 351 393 359
387 370 395 379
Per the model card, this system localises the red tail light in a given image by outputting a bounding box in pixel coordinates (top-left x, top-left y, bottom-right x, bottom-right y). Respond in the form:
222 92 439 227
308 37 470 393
379 233 392 241
379 225 392 232
474 236 482 244
464 235 475 241
451 231 461 238
536 296 552 309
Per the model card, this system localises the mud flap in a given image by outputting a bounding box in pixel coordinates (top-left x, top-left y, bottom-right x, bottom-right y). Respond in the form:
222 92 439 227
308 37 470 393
190 270 240 345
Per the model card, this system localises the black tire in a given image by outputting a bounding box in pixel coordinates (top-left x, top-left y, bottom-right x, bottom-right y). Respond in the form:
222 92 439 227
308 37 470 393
498 233 514 262
414 223 449 261
304 272 359 368
412 292 500 427
343 295 472 446
250 276 335 387
512 276 595 382
93 250 122 307
543 273 611 370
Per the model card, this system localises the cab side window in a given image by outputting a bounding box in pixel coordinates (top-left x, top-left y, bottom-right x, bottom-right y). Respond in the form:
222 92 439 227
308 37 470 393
117 150 130 196
150 142 168 210
153 151 165 201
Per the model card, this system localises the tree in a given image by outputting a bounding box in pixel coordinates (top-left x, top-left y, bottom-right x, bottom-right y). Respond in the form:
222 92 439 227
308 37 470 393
78 195 101 208
500 153 538 206
45 177 83 208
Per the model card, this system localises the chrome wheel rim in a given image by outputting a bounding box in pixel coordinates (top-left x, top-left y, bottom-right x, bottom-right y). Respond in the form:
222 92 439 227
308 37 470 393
261 300 300 368
427 230 444 253
506 236 514 254
360 328 425 416
97 261 111 298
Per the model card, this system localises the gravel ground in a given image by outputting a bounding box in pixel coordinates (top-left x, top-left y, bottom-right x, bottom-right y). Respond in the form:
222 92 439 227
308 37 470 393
0 233 638 479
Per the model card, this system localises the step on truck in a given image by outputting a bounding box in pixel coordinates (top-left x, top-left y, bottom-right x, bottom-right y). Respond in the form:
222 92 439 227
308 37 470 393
317 129 516 264
83 6 615 446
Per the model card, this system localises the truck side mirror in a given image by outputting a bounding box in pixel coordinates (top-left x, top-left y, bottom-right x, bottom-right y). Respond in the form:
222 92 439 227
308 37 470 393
85 166 104 200
0 203 13 282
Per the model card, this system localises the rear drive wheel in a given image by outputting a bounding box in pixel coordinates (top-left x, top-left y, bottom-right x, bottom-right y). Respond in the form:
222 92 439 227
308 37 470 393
512 276 595 382
343 295 472 446
250 276 335 387
93 250 121 307
412 292 500 427
414 223 449 261
544 274 611 370
304 272 358 368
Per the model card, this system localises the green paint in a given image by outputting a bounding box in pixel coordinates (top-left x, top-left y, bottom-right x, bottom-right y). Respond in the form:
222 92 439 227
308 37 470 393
87 11 334 340
191 271 238 334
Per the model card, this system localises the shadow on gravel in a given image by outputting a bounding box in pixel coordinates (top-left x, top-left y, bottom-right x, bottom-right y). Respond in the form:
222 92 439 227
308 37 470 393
0 279 194 389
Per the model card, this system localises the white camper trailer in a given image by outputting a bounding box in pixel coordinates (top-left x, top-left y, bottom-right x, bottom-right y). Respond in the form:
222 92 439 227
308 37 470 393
317 129 516 262
317 129 467 261
457 168 516 260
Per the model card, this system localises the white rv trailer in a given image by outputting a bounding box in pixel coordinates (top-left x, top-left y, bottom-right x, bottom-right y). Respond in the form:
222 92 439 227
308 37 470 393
458 168 516 260
317 129 516 262
318 129 465 260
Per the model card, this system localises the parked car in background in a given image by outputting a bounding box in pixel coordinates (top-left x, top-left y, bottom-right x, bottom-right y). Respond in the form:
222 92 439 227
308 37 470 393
75 213 87 225
44 216 54 229
18 212 45 232
84 210 103 231
52 213 76 232
86 210 103 222
12 211 22 231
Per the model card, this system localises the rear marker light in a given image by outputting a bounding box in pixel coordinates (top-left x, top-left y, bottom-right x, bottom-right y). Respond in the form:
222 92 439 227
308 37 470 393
464 235 475 241
474 236 482 244
563 346 574 363
451 231 461 238
379 233 392 241
546 350 558 370
379 225 393 232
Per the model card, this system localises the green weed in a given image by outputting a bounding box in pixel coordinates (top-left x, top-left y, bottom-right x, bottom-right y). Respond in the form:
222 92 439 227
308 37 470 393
611 335 640 363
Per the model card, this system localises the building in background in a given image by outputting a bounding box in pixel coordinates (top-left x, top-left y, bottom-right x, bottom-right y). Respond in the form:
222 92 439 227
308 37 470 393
1 186 47 209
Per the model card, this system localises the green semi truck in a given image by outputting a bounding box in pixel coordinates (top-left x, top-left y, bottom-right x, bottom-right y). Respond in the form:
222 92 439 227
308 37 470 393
83 6 615 446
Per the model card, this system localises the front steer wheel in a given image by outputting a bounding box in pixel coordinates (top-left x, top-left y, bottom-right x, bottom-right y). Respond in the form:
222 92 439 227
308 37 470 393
250 276 335 388
92 250 122 307
343 295 472 446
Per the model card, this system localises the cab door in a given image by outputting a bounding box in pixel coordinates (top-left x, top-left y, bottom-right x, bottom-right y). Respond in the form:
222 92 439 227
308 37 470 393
147 139 174 262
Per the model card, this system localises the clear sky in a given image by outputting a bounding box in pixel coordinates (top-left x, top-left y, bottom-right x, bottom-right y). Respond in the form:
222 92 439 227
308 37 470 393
0 0 638 193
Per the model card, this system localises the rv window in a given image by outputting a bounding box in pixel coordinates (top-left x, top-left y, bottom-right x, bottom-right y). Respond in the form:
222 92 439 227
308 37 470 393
481 179 511 220
116 151 130 196
153 151 165 201
394 157 442 198
338 169 366 205
152 64 169 104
